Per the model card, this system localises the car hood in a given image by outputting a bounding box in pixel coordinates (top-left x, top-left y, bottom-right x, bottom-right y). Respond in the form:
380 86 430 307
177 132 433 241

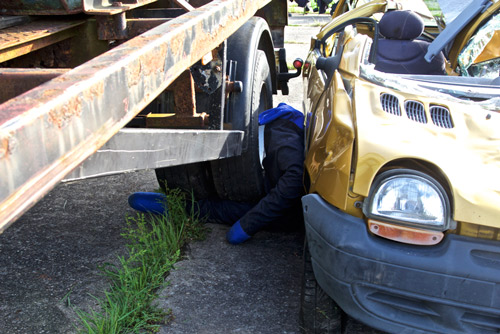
352 65 500 229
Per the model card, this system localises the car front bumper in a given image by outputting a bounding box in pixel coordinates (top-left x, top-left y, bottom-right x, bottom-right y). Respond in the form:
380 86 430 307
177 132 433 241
302 193 500 334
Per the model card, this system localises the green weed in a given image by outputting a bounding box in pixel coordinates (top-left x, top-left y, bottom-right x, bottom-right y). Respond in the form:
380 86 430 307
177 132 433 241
72 188 206 333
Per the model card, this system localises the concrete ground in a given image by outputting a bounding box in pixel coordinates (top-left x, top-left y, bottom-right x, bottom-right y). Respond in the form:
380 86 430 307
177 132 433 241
0 13 333 334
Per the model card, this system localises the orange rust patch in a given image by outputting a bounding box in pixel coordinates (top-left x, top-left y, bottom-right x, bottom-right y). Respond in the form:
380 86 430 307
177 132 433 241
169 33 186 60
82 81 105 102
0 136 9 159
91 80 104 97
47 95 82 129
42 89 61 99
127 60 142 88
127 34 161 48
140 43 167 76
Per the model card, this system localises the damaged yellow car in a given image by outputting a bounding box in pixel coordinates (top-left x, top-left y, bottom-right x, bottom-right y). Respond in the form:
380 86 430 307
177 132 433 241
300 0 500 333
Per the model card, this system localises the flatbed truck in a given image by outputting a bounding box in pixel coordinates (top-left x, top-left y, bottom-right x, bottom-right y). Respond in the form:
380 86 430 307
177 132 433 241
0 0 300 231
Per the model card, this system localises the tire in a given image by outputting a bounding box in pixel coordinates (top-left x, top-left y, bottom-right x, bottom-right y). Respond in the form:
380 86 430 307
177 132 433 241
300 243 342 334
155 162 216 199
210 27 273 201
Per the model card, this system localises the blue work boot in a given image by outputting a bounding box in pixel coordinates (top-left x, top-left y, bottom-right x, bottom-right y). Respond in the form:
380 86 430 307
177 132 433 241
128 192 168 215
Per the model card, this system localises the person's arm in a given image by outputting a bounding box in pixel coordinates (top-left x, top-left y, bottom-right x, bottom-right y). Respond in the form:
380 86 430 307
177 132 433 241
226 116 305 244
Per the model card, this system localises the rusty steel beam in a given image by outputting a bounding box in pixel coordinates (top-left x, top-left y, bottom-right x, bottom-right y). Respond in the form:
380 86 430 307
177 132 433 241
0 20 85 63
0 0 273 232
0 68 69 103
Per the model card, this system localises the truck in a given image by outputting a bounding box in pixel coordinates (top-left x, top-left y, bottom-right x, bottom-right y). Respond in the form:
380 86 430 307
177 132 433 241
0 0 302 232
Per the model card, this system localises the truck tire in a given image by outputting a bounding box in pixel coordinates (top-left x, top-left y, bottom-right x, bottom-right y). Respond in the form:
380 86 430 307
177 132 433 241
210 19 273 201
300 244 342 334
155 162 216 199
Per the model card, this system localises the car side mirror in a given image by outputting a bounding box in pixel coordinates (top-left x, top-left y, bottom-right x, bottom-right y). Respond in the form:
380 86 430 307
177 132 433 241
315 17 378 88
316 53 342 88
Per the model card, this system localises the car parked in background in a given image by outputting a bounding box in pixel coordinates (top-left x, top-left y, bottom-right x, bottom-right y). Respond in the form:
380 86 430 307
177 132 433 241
300 0 500 333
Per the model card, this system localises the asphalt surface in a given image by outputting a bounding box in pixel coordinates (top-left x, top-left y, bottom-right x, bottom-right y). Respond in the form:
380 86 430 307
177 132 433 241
158 225 305 334
0 172 153 333
0 13 331 334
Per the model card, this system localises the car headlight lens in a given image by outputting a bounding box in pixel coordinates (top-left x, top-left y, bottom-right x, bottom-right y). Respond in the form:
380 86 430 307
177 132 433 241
363 170 452 231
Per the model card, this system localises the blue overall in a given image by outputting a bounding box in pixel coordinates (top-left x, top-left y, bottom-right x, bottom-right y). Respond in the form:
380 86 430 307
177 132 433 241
198 103 305 239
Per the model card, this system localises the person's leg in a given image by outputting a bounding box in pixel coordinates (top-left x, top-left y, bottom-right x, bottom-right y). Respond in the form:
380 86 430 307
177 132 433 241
318 0 325 14
128 192 256 228
190 198 256 225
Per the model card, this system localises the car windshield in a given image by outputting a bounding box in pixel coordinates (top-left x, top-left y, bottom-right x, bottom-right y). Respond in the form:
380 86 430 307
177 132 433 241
457 12 500 78
437 0 476 23
424 0 493 63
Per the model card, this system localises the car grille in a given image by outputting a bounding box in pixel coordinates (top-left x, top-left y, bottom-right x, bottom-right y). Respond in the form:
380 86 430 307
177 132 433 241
380 93 402 116
404 100 427 124
380 94 454 128
430 105 454 128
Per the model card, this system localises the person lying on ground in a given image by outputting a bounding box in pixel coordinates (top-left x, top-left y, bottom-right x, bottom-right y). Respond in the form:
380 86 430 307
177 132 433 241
128 103 305 245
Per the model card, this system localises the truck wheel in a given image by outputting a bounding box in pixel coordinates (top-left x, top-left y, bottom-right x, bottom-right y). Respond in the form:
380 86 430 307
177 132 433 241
300 244 342 334
155 162 216 199
211 48 272 201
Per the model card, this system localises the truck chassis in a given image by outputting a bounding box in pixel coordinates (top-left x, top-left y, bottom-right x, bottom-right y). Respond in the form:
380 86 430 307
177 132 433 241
0 0 292 231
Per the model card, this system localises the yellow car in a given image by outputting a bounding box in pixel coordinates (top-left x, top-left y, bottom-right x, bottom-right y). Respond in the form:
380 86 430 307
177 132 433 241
300 0 500 333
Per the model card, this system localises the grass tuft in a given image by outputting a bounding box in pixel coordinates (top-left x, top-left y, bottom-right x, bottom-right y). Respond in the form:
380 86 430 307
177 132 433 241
72 188 206 333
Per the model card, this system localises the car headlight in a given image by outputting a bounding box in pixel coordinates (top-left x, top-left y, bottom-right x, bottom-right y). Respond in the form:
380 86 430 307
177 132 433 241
363 170 453 231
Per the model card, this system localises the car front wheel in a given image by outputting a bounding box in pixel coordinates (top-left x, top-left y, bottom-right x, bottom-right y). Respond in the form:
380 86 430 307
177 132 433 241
300 243 342 334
